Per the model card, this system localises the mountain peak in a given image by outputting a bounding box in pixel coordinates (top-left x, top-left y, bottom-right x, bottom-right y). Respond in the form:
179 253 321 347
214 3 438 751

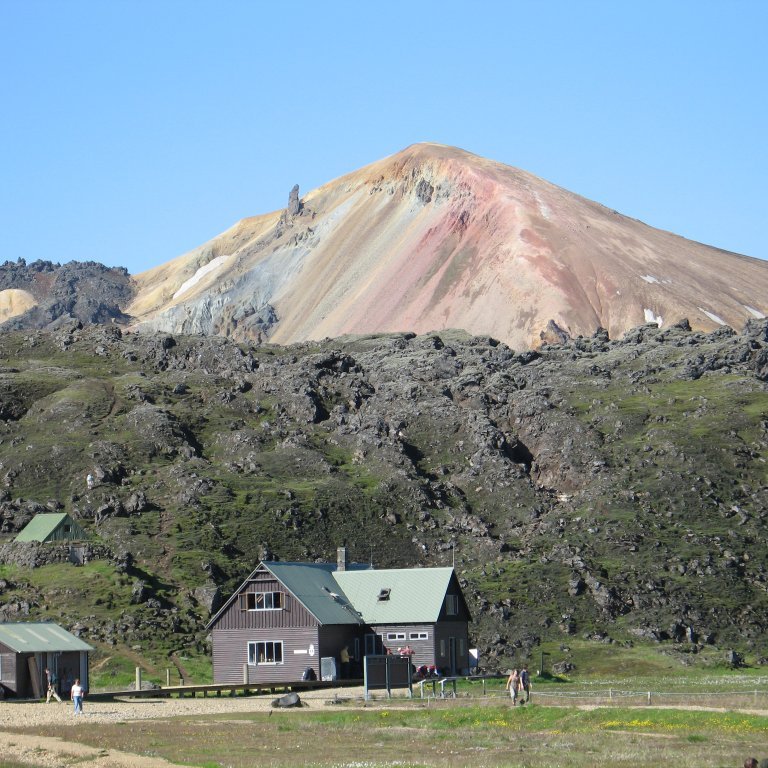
118 146 767 347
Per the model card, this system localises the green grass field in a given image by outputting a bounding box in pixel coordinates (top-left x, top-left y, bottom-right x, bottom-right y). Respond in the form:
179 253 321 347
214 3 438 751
7 702 768 767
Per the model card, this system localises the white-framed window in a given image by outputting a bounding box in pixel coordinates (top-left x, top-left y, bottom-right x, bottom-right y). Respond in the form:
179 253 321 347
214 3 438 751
409 631 428 640
239 591 284 611
445 594 459 616
248 641 284 665
386 632 406 641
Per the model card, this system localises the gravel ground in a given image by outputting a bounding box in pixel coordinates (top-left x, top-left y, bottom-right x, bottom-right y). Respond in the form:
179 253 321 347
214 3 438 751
0 687 372 767
0 686 370 726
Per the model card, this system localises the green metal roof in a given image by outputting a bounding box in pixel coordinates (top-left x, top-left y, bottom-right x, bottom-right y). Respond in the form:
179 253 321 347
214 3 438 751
15 513 82 543
208 561 461 630
0 622 93 653
333 567 455 624
265 562 367 625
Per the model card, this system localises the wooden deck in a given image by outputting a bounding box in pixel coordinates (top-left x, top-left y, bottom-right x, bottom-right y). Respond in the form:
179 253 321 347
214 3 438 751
85 677 364 701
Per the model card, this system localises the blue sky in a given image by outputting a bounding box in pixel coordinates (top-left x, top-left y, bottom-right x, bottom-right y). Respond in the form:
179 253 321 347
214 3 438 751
1 0 766 274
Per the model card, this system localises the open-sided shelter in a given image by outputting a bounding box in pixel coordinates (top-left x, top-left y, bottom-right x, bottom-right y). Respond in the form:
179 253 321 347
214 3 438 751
0 622 93 699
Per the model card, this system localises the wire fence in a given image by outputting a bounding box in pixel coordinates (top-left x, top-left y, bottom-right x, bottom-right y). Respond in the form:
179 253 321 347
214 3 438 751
417 676 768 710
531 689 768 709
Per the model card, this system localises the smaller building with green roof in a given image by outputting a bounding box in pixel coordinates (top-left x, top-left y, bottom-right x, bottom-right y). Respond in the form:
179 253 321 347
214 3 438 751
15 513 87 543
0 622 93 699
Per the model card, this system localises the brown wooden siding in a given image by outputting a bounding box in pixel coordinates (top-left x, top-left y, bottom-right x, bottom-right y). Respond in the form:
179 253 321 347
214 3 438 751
212 627 323 684
433 621 470 675
372 624 437 669
0 650 17 695
437 573 472 622
214 575 319 632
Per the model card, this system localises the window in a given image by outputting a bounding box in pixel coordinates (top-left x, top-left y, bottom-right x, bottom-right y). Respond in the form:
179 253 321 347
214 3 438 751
459 638 466 655
377 588 391 601
240 591 284 611
248 641 284 665
386 632 405 641
445 594 459 616
409 631 428 640
439 639 446 657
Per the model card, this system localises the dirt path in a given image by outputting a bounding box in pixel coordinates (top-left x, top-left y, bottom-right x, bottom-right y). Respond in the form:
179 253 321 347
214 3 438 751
0 731 175 768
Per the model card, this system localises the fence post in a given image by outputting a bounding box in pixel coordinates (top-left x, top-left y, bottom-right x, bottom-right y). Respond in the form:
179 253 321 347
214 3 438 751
609 688 612 701
482 678 486 697
166 669 170 688
135 667 142 692
647 691 651 705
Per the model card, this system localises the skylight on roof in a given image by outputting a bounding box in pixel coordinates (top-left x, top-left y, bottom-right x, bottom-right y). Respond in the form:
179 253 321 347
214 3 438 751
377 588 391 601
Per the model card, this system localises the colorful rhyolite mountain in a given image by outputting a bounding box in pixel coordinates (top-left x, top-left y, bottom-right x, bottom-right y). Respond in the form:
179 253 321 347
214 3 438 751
128 143 767 348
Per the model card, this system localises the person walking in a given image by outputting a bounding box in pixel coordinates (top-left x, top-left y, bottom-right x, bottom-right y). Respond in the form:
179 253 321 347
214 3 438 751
45 668 62 703
505 668 520 705
519 665 531 703
71 678 84 715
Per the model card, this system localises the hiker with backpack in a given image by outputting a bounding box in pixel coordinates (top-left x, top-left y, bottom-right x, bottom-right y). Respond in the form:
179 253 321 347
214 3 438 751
45 667 62 703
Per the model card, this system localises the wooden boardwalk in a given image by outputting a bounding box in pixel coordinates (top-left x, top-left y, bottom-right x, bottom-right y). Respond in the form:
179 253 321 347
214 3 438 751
85 677 364 701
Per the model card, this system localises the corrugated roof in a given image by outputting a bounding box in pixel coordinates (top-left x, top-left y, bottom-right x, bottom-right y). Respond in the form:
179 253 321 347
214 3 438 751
207 561 460 630
0 622 93 652
333 567 454 624
265 562 367 626
15 513 75 542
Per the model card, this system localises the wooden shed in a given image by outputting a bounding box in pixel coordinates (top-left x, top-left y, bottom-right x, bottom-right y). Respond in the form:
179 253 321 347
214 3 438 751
0 622 93 699
15 513 87 543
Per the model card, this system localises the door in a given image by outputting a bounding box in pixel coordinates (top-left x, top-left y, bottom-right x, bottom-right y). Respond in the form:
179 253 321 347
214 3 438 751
448 637 457 676
364 633 381 656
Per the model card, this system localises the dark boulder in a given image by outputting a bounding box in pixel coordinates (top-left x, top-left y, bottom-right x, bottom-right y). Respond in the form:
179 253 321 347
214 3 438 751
272 692 302 708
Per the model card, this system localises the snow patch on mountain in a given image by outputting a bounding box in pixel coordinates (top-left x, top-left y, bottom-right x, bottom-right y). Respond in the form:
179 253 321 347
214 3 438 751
698 308 726 326
173 255 229 299
644 308 663 327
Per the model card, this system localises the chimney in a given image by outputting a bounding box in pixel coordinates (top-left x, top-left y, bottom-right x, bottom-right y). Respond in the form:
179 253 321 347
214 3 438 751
337 547 347 572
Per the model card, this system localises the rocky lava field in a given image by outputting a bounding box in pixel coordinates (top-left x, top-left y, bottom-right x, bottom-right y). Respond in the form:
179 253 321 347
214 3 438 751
0 317 765 670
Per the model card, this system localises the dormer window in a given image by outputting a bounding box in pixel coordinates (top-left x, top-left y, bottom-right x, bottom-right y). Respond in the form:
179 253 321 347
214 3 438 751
377 588 391 602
